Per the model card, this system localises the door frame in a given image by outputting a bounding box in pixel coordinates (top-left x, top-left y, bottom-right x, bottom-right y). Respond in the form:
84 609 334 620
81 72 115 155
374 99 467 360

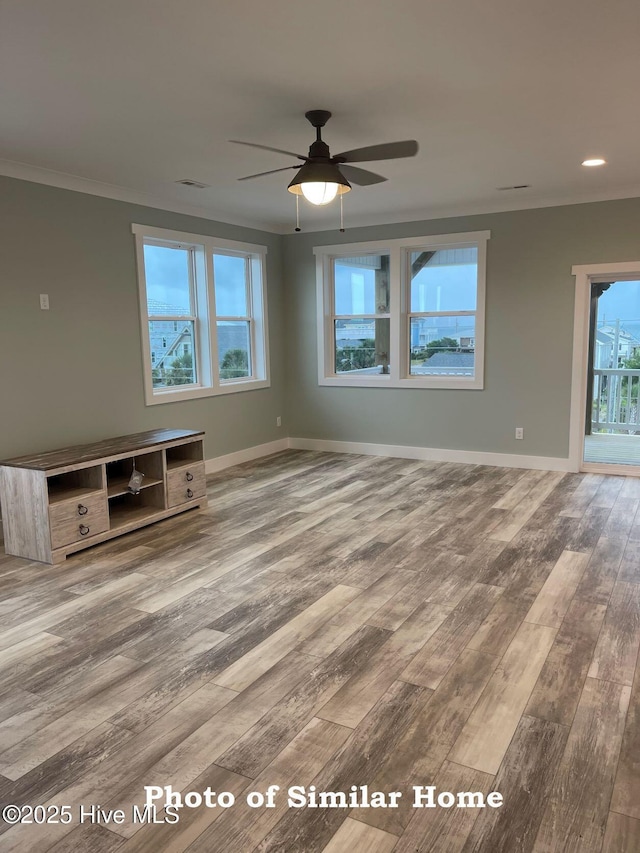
570 260 640 476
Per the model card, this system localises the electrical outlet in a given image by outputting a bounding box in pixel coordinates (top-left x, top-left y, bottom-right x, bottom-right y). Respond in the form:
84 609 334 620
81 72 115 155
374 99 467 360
276 416 282 427
40 294 50 310
515 427 524 440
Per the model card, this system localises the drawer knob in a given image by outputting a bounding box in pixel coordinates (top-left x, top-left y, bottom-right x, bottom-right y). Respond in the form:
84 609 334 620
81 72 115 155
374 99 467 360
79 524 90 536
77 503 88 516
186 488 194 499
186 471 194 482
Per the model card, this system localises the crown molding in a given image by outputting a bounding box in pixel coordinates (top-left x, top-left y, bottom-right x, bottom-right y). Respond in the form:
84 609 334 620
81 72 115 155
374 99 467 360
3 157 640 237
0 159 281 234
275 186 640 235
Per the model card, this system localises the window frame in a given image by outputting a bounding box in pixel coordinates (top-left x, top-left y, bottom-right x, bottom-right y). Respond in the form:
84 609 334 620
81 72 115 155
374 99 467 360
315 230 489 390
133 224 270 406
332 252 392 378
213 250 257 384
145 238 200 389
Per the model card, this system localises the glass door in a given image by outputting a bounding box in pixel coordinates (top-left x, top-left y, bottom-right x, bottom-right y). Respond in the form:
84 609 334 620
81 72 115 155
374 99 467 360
584 278 640 468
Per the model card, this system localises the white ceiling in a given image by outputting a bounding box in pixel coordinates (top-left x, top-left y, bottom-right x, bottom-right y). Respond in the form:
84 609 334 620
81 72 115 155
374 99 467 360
2 0 640 233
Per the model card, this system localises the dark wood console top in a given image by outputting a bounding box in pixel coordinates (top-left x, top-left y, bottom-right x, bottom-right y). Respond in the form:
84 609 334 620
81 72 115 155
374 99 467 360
1 429 204 472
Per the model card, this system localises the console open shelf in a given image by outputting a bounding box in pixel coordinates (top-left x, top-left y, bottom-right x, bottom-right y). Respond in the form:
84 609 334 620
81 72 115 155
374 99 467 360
48 484 104 504
108 482 166 529
107 476 164 498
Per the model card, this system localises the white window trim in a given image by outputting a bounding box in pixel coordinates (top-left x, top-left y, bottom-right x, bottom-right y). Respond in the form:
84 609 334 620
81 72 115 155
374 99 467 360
314 230 489 390
133 223 270 406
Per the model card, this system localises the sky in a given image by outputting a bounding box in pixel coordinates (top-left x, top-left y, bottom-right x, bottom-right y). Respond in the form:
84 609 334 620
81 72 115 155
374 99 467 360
334 252 477 316
597 280 640 326
144 245 247 317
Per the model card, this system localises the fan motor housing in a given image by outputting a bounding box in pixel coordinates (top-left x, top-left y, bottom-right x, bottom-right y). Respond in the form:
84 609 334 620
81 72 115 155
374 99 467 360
309 139 331 160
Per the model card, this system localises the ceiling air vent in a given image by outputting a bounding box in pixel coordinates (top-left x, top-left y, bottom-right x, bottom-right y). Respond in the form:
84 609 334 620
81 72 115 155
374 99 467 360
175 179 210 189
496 184 531 191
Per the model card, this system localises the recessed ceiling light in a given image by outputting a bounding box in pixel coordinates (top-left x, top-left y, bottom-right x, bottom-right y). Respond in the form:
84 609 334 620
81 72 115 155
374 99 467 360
581 158 606 167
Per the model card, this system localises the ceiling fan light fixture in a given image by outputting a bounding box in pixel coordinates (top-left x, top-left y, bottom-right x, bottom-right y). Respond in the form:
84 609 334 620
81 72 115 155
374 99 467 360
233 111 417 214
287 161 351 205
300 182 340 205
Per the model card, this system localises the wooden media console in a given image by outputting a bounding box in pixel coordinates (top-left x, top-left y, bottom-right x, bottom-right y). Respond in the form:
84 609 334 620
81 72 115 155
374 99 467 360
0 429 207 564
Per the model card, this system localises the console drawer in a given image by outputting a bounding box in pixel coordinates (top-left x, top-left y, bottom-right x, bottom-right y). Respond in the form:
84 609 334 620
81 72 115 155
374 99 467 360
50 492 109 549
167 463 206 507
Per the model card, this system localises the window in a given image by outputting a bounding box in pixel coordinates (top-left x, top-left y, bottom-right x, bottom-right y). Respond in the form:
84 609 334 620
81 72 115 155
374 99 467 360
214 253 253 381
408 246 478 379
333 255 391 376
133 224 269 405
315 231 489 389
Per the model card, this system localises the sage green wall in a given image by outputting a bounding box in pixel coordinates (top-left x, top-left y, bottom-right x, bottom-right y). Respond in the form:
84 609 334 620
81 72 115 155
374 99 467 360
0 176 285 460
3 175 640 465
283 198 640 459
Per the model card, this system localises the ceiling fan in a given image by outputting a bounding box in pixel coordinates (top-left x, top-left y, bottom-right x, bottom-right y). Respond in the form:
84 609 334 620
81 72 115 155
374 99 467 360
230 110 419 206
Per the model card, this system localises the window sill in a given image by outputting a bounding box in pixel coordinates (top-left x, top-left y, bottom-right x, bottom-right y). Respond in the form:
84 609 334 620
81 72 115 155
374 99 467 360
318 375 483 390
145 378 270 406
398 376 484 390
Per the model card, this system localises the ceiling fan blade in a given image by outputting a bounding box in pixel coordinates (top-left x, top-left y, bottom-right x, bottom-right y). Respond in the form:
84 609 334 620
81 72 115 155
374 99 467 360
338 164 387 186
334 140 418 163
238 166 299 181
230 140 307 161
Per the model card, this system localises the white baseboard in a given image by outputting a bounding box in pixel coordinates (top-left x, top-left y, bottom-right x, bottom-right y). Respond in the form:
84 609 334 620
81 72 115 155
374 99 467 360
288 437 575 472
205 438 289 474
204 435 576 475
0 437 575 525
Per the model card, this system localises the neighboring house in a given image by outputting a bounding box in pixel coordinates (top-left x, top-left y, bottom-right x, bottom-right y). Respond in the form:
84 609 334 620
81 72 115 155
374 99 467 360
410 319 475 350
148 299 250 379
151 325 193 371
147 300 192 373
216 323 251 362
595 325 640 368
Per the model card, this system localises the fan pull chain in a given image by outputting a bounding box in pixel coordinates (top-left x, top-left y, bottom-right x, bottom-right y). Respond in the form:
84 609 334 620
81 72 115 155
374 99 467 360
294 195 301 232
339 194 345 232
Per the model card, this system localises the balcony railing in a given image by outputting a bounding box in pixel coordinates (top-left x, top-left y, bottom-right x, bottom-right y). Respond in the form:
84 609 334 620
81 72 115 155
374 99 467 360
592 368 640 433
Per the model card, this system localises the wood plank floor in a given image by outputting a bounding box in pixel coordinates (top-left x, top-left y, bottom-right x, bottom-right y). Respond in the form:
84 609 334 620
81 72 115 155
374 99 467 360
0 450 638 852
